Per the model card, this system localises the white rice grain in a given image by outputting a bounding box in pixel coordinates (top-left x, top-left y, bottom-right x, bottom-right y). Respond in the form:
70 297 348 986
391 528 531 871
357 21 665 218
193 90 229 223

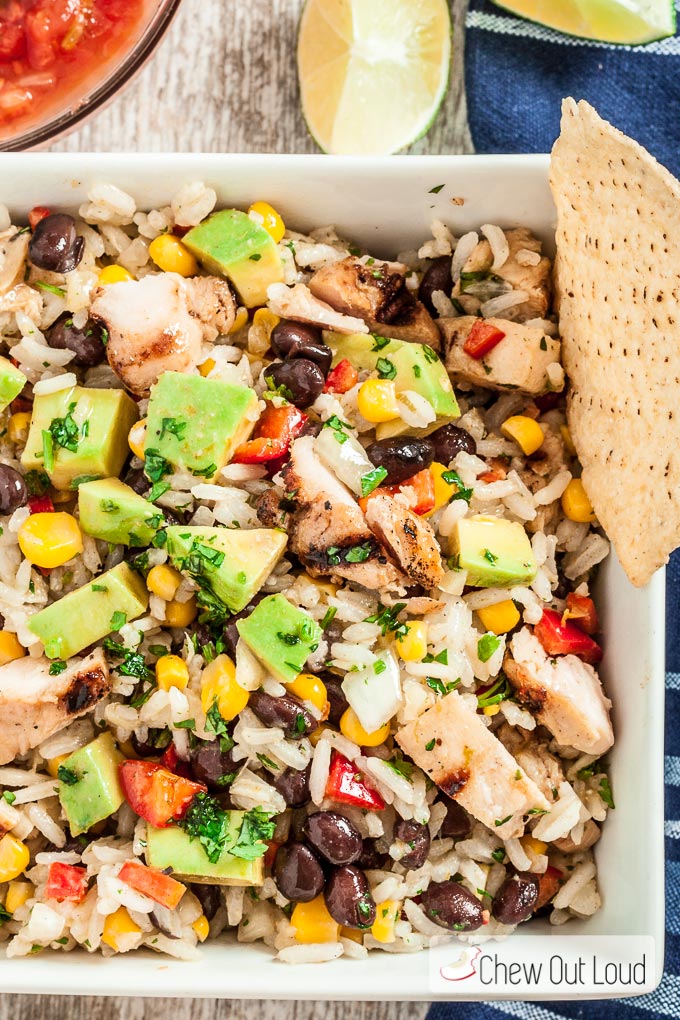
33 372 78 395
481 224 510 270
451 232 479 283
534 470 572 506
481 290 528 318
309 738 332 806
553 859 597 911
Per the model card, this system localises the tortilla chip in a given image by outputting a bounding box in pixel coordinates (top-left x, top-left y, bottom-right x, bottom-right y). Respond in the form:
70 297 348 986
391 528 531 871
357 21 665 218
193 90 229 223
550 99 680 587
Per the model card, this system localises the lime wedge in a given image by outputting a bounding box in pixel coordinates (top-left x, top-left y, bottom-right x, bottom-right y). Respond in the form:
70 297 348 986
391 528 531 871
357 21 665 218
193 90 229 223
297 0 451 155
491 0 675 45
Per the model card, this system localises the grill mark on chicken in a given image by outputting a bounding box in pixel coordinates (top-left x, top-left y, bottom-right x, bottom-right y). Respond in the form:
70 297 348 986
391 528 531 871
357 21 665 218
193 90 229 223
60 665 110 715
439 769 470 798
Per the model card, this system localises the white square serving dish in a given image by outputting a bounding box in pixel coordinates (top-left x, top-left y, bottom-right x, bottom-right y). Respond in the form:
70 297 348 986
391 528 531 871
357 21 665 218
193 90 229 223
0 153 666 1000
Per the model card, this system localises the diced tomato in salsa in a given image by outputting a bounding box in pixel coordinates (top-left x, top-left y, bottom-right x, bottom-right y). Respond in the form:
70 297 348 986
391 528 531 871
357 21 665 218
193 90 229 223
232 403 308 464
324 359 358 394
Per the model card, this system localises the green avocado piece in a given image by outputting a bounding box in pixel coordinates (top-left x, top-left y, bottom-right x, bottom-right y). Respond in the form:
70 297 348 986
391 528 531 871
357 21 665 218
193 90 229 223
236 593 322 684
20 385 138 491
145 373 258 482
145 819 264 886
183 209 284 308
28 562 149 660
58 732 124 836
323 331 459 440
0 355 26 412
78 477 164 547
166 525 287 613
451 515 537 588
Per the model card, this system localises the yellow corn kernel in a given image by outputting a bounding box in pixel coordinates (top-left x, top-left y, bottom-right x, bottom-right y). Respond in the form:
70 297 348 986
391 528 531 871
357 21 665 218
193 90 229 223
199 358 216 378
285 673 328 714
0 631 26 666
156 654 189 692
164 596 197 629
560 425 576 456
252 307 280 345
192 915 210 942
248 201 286 244
0 834 29 883
483 704 501 717
308 578 337 598
395 621 428 662
340 926 364 945
371 899 401 944
18 512 83 570
562 478 595 523
46 753 70 779
521 835 548 856
101 906 141 951
5 880 33 915
229 306 249 334
291 894 339 944
477 600 520 636
423 461 458 518
98 265 132 286
357 379 399 423
148 234 198 277
340 707 390 747
128 418 147 460
8 411 31 444
500 415 544 456
146 563 182 602
200 653 249 722
309 725 330 747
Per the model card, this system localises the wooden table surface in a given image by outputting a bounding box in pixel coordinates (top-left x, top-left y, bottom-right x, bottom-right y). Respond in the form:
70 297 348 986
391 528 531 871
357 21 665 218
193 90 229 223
9 2 470 1016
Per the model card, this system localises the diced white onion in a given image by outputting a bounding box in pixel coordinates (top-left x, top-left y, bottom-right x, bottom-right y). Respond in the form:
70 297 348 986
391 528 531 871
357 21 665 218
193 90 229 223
341 649 402 734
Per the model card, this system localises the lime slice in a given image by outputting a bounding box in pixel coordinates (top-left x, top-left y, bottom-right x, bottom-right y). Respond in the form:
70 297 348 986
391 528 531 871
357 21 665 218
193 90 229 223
297 0 451 155
491 0 675 45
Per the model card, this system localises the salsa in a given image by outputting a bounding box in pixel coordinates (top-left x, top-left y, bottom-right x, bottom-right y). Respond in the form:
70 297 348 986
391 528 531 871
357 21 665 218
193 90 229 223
0 0 148 139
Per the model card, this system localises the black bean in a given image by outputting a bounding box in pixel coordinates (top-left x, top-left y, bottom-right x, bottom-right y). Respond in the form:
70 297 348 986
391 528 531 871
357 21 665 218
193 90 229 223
274 843 325 903
274 764 311 808
492 873 539 925
421 881 484 932
418 256 453 316
190 740 237 789
263 359 325 409
438 799 472 840
0 465 28 514
394 819 430 871
298 418 323 439
303 811 363 866
270 321 332 375
429 423 477 462
29 213 84 273
365 437 435 486
221 593 267 658
124 466 150 496
357 838 389 871
190 883 222 922
46 314 106 368
130 728 172 759
324 865 376 929
249 689 316 737
322 674 349 726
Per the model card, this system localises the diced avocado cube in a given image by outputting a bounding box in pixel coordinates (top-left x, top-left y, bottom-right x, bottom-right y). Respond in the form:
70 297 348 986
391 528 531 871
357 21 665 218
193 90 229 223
58 732 124 836
0 355 26 412
451 515 537 588
324 331 459 440
145 373 258 482
183 209 284 308
236 593 322 683
145 819 264 886
166 525 287 613
78 477 164 547
21 385 138 491
28 562 149 660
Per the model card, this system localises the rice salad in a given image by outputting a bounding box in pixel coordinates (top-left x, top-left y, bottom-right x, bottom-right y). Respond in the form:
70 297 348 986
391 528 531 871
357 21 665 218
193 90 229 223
0 185 614 965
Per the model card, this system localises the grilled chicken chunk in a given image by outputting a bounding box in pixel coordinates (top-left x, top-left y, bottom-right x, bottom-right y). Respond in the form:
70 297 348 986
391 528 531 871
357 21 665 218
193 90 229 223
0 228 30 295
90 272 236 395
440 316 562 395
506 628 614 756
364 494 444 590
453 227 552 323
309 256 441 349
396 691 551 839
274 436 408 591
267 282 369 335
0 651 111 765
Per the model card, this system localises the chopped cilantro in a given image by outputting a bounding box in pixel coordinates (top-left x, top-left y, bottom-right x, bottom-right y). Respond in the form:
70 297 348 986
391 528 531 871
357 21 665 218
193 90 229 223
599 776 615 809
192 463 217 478
321 606 337 630
249 253 262 261
425 738 436 751
2 791 16 804
144 448 171 483
360 467 388 497
384 756 414 781
426 677 459 697
48 402 82 454
539 337 548 351
477 633 501 663
256 753 279 769
370 335 391 351
159 417 187 442
345 542 373 563
24 470 50 497
491 848 506 863
483 548 498 565
34 280 65 297
365 603 407 637
429 184 445 194
373 658 386 675
174 718 196 730
441 469 473 504
57 765 79 786
41 430 54 473
376 357 396 380
476 673 510 708
494 814 512 827
48 660 67 676
110 611 127 632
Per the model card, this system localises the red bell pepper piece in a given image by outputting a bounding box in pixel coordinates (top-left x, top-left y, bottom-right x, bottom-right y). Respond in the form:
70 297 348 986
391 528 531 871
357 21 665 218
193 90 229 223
28 206 51 231
535 865 563 910
119 760 206 828
325 750 385 811
232 403 308 464
463 320 506 360
563 593 599 635
324 359 359 394
159 742 193 779
534 609 602 665
45 862 88 903
28 494 54 514
263 840 281 871
118 859 186 910
359 468 435 516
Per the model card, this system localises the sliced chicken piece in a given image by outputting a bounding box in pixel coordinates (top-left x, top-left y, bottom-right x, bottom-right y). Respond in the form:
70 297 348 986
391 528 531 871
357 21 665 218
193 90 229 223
277 436 408 591
0 651 111 765
396 691 551 839
453 228 552 323
0 228 29 295
0 283 42 321
309 256 441 349
90 272 236 395
267 283 369 335
506 628 614 756
364 494 444 590
440 315 562 395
